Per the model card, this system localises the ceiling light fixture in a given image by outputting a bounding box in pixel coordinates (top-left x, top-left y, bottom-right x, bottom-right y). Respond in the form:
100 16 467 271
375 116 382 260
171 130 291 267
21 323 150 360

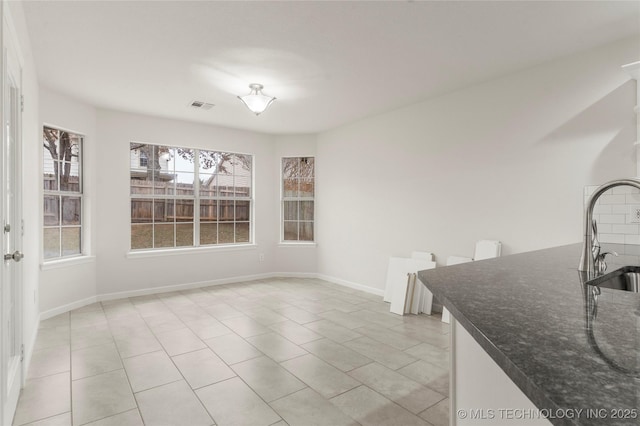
237 83 276 115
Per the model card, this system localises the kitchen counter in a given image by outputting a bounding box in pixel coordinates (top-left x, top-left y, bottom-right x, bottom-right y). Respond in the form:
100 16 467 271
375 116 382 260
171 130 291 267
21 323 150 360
418 243 640 426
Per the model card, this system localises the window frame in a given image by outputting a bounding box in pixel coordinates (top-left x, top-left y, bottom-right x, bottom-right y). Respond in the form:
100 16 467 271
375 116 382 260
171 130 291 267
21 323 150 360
139 150 148 168
281 156 315 243
129 142 254 252
42 125 85 262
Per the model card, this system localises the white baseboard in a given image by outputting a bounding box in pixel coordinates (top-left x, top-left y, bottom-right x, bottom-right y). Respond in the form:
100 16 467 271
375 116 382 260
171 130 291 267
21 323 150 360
97 272 276 302
22 313 41 385
316 273 385 297
38 272 384 318
269 272 318 279
40 295 98 320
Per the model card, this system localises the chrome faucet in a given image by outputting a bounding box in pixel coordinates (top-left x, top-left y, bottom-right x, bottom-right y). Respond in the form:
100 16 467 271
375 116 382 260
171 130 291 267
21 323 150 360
590 219 619 273
594 250 618 274
579 178 640 275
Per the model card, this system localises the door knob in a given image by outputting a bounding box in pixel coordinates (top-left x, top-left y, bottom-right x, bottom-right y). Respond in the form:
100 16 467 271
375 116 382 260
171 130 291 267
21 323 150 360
4 251 23 262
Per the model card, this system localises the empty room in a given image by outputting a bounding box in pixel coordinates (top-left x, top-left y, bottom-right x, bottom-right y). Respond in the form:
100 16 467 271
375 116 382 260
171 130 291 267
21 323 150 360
1 1 639 425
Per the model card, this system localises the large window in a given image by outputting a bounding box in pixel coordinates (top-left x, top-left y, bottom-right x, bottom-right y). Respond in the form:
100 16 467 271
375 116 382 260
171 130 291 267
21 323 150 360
282 157 314 242
43 126 83 260
130 143 252 250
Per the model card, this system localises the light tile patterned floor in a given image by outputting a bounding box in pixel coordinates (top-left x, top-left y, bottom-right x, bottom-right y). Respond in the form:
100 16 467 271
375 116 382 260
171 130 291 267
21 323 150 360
14 278 450 426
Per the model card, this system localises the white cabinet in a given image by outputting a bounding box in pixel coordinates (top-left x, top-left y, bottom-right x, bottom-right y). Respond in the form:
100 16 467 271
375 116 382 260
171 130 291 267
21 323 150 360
450 318 552 426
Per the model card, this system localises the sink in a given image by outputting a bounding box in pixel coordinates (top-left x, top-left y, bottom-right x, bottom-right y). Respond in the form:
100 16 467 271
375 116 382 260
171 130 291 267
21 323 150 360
588 266 640 292
582 265 640 376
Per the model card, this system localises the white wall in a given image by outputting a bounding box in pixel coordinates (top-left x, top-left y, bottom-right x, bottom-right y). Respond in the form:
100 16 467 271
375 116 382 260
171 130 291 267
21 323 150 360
273 134 318 274
39 88 98 314
316 37 639 293
21 23 640 320
95 110 279 297
32 96 321 313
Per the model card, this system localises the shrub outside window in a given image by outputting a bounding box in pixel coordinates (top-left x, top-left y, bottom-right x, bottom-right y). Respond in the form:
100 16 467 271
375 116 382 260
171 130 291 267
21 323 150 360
282 157 314 242
43 126 83 260
130 143 252 250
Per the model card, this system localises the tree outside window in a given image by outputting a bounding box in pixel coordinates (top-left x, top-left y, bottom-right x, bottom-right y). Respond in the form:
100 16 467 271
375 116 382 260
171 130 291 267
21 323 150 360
282 157 314 242
130 143 252 250
43 126 83 259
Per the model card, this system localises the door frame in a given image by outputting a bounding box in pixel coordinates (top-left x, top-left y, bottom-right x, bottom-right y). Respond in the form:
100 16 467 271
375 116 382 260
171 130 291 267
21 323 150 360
1 2 24 424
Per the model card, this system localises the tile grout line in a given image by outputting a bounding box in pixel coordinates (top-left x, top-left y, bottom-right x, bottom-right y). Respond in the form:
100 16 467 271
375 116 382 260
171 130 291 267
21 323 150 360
330 384 428 424
161 335 217 424
75 300 143 426
21 278 450 426
67 309 73 426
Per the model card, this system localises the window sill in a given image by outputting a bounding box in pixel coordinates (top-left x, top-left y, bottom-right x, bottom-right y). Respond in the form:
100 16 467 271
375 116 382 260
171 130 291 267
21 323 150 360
41 255 96 271
127 243 258 259
278 242 317 248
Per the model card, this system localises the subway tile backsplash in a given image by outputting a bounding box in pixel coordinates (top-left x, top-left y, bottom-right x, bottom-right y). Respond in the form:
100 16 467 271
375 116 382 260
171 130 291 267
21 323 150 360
584 185 640 245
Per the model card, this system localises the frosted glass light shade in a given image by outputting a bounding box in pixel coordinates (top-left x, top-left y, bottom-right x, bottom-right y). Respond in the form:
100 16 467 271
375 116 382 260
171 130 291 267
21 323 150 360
238 84 276 115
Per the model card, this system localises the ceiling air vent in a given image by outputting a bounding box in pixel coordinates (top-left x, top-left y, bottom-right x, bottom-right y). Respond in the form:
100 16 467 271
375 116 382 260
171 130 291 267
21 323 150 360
189 100 215 110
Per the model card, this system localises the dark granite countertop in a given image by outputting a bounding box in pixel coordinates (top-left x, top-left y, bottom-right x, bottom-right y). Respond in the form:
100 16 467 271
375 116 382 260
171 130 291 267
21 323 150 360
417 243 640 426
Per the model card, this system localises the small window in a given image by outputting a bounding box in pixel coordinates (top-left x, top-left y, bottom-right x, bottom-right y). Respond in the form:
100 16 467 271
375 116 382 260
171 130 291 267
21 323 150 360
282 157 315 242
43 126 84 260
139 150 148 167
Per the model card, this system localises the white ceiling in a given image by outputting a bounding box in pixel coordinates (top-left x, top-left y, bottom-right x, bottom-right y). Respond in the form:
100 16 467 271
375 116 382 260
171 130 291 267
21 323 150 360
23 1 640 135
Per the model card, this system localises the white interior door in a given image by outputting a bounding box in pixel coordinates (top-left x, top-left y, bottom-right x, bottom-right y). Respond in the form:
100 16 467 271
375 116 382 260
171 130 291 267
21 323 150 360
1 20 23 425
